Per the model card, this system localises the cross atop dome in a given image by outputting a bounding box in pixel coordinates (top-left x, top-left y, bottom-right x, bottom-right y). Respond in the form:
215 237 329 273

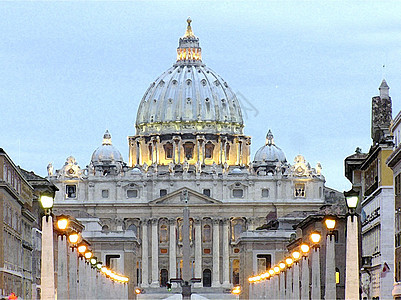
176 17 202 65
184 17 195 38
266 130 275 146
102 130 112 145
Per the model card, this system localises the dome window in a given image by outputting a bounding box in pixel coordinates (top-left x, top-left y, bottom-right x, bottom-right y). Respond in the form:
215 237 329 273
201 79 207 86
153 99 157 103
183 142 194 160
205 98 209 102
186 79 192 85
205 143 214 159
186 98 192 104
172 80 178 85
168 98 173 103
164 143 173 159
214 80 220 86
233 189 244 198
150 115 154 122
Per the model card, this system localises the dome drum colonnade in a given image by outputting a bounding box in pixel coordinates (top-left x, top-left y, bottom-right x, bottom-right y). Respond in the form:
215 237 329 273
129 18 251 169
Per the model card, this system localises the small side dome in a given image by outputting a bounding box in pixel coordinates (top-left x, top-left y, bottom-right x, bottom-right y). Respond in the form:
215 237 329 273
91 130 123 167
231 168 242 174
131 167 142 175
253 130 286 165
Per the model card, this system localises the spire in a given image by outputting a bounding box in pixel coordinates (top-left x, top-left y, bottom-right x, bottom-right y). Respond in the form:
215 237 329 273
379 79 390 99
102 130 112 145
176 17 202 65
266 130 275 146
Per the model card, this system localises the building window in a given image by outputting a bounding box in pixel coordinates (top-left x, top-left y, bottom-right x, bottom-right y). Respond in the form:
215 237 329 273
127 189 138 198
335 268 340 284
257 254 271 274
102 190 109 198
160 269 168 287
66 185 76 198
160 189 167 197
184 142 194 160
205 143 214 159
262 189 269 198
102 225 110 232
233 189 244 198
203 269 212 287
295 183 305 197
160 224 168 243
233 223 244 240
105 254 120 269
396 174 401 196
232 259 240 285
148 144 153 160
203 189 211 197
164 143 173 159
203 224 211 242
225 144 230 160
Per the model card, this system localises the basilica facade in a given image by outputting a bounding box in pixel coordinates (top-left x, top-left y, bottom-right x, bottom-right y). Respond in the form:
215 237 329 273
49 19 339 299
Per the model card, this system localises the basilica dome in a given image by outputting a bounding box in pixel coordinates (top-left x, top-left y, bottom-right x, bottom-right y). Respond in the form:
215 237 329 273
91 130 123 167
135 18 244 136
253 130 286 165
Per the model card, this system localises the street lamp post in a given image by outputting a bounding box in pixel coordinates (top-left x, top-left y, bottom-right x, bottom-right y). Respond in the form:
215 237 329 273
300 243 310 300
344 189 360 300
55 215 69 299
310 232 322 300
324 217 337 299
40 194 55 300
292 251 301 300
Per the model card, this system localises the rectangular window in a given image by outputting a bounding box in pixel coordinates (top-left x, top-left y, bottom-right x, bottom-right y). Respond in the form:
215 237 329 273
256 254 271 274
66 185 76 198
205 144 214 159
164 143 173 159
102 190 109 198
262 189 269 198
160 189 167 197
127 189 138 198
233 189 244 198
295 183 305 197
203 189 211 197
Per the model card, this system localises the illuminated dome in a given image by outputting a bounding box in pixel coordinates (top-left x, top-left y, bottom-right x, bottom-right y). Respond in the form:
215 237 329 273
91 130 123 167
253 130 286 165
135 18 244 135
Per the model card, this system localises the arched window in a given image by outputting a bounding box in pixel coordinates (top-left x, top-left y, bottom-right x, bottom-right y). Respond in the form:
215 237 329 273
148 144 153 160
160 224 168 243
183 142 194 160
205 143 214 159
203 269 211 287
127 224 137 235
232 259 240 285
160 269 168 287
164 143 173 159
203 224 211 242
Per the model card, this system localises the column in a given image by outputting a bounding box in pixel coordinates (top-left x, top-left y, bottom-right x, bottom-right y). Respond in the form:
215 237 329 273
212 218 220 287
169 218 177 283
300 256 309 300
78 257 87 299
286 267 292 299
222 218 230 287
325 234 336 299
293 262 300 300
279 271 285 299
345 215 359 300
57 235 68 299
68 248 78 299
41 216 55 300
311 247 321 300
151 218 159 287
141 219 149 287
194 218 202 287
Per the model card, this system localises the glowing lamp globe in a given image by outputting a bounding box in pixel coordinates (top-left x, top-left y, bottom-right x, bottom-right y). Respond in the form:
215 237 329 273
84 251 93 259
57 218 69 230
310 232 321 244
269 269 274 275
300 244 310 254
40 195 54 210
325 218 336 230
279 262 286 270
68 233 79 244
273 266 280 273
292 251 300 260
286 257 293 266
77 245 87 254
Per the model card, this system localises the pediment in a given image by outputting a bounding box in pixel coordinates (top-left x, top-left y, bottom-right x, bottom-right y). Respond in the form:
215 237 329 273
149 187 222 205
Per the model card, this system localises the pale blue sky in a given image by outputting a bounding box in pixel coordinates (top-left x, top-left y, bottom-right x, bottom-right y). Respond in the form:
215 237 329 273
1 1 401 192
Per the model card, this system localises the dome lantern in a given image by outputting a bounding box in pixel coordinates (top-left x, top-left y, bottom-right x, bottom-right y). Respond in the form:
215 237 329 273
176 17 202 65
